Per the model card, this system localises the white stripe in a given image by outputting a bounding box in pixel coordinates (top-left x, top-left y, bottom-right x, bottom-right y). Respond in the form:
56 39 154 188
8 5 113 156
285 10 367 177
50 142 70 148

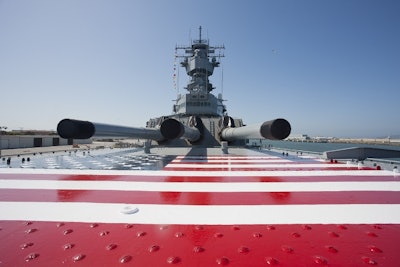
1 179 400 192
1 201 399 224
165 163 362 168
0 168 396 177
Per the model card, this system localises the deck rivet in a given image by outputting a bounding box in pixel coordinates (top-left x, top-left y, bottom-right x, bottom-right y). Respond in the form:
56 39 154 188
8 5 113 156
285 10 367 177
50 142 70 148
99 231 110 236
175 232 185 238
90 223 99 228
337 224 348 230
302 225 312 230
56 222 65 228
25 253 39 261
266 225 276 230
25 228 37 234
119 255 132 263
149 245 160 252
238 246 250 253
372 225 382 230
106 243 118 251
167 256 181 264
265 257 279 265
368 246 383 253
291 232 301 238
232 225 240 230
136 231 147 237
362 256 378 265
281 245 294 253
253 232 262 238
193 246 205 253
214 232 224 238
365 231 377 238
159 225 169 230
325 245 338 253
72 254 85 262
63 229 73 235
216 257 230 265
313 255 328 265
63 243 74 250
124 224 134 229
328 231 339 238
20 243 34 249
195 225 204 230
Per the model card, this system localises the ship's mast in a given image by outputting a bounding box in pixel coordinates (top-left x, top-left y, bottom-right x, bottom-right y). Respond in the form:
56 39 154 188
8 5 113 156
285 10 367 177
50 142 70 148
199 26 202 43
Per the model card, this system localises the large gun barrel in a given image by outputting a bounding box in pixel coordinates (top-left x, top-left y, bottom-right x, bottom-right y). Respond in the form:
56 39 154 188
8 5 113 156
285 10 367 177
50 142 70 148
57 118 201 142
160 118 201 142
220 118 291 141
57 119 165 141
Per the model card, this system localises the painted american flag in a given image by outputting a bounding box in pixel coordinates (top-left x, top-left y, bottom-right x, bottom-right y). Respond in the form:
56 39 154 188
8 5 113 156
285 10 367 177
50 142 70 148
1 151 400 266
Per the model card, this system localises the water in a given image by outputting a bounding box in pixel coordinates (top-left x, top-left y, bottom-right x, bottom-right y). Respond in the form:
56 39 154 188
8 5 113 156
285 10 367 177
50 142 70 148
251 140 400 161
260 140 400 153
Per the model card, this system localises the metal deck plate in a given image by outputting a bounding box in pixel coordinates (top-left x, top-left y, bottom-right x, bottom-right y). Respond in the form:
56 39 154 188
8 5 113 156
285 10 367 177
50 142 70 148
1 147 399 266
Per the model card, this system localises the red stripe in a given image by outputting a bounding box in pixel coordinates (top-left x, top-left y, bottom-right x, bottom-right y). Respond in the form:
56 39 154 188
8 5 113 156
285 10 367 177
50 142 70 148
0 221 399 266
163 166 374 171
175 156 284 159
0 173 394 182
1 189 399 205
170 161 304 165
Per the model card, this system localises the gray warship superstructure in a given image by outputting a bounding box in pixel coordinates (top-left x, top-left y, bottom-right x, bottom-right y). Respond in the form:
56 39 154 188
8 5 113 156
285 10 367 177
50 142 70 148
57 27 291 148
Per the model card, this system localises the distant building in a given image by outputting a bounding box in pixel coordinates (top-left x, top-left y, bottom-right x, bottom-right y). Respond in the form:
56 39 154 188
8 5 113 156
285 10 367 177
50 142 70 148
0 135 91 149
9 130 57 135
287 134 310 142
313 136 330 143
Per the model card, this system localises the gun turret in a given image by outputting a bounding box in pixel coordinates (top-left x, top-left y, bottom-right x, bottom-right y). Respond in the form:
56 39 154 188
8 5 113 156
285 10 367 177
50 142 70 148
57 29 292 149
160 118 200 142
220 118 291 141
57 118 201 143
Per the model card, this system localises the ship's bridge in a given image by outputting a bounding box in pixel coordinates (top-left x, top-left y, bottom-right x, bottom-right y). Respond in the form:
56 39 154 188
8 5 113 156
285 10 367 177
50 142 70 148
173 93 225 116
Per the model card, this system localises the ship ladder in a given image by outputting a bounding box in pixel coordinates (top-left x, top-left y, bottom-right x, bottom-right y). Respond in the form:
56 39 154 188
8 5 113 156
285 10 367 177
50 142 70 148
209 120 215 137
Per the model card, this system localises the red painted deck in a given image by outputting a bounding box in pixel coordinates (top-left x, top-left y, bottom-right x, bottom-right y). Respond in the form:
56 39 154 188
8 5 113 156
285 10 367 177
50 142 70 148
1 153 400 266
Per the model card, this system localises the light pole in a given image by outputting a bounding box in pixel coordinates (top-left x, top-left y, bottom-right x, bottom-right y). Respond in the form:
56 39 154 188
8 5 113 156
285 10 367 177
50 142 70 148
0 126 7 158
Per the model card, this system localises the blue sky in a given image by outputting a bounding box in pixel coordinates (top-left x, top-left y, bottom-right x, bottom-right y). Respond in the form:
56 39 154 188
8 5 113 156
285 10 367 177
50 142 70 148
0 0 399 138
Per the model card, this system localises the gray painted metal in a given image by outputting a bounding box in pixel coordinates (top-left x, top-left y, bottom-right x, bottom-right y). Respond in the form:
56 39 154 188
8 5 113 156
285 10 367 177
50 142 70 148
323 147 400 161
160 118 200 142
57 119 164 141
93 122 164 141
174 26 225 116
56 28 291 148
221 119 291 141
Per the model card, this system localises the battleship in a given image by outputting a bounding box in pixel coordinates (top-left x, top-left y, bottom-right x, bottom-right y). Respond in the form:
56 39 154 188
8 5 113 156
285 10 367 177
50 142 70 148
1 27 400 266
56 26 291 150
